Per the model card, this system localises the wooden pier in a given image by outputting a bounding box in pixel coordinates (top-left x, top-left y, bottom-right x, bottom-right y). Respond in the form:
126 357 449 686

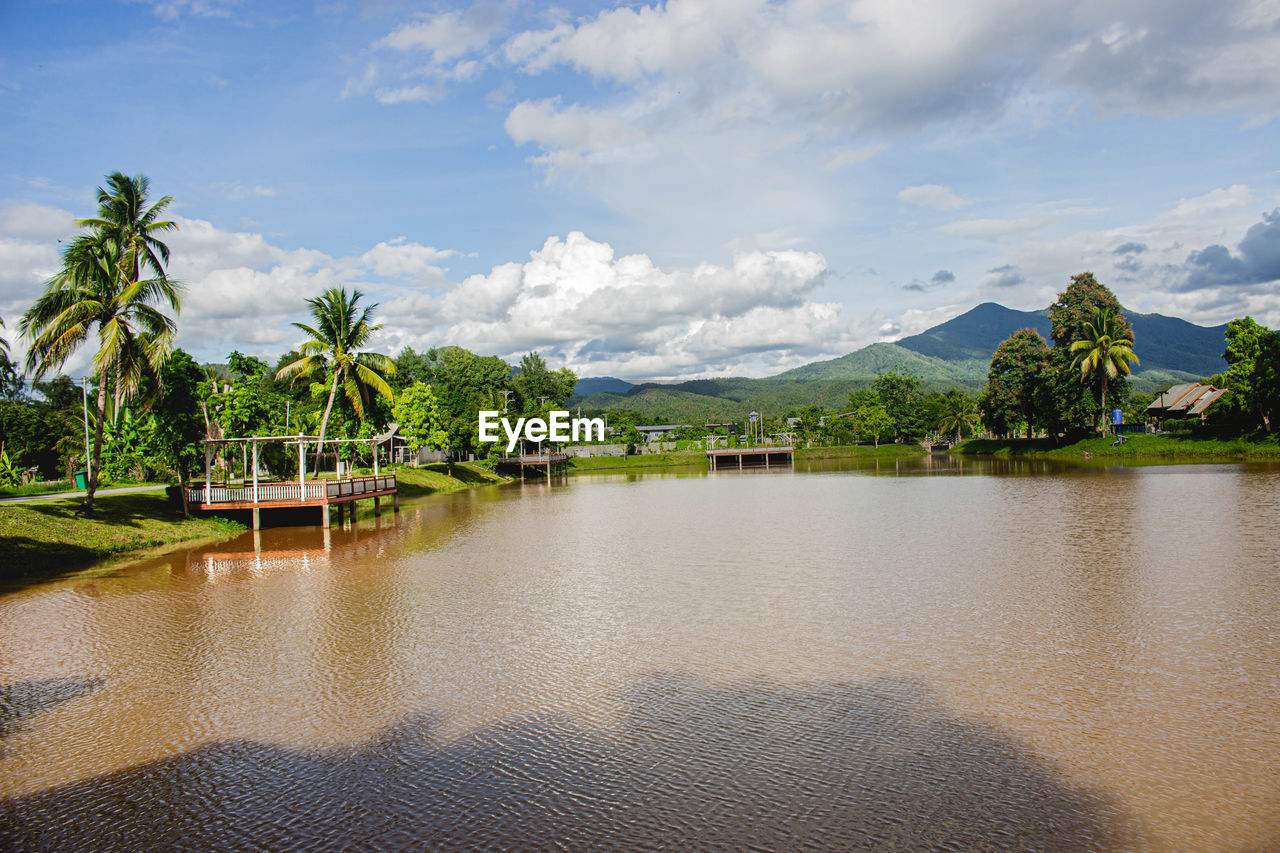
707 445 794 470
497 452 570 479
187 474 398 529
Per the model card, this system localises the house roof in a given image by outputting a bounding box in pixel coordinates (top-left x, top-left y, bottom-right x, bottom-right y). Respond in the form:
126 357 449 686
1147 383 1226 416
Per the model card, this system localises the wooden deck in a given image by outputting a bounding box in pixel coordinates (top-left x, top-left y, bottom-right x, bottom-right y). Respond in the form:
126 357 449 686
496 453 570 479
187 474 397 528
707 445 794 470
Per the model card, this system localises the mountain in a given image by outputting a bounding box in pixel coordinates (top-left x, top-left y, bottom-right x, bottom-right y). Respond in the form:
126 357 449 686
779 302 1227 388
571 376 634 398
576 302 1230 420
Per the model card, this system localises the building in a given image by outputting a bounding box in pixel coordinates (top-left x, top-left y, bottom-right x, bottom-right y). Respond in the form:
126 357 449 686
1146 383 1228 423
634 424 692 442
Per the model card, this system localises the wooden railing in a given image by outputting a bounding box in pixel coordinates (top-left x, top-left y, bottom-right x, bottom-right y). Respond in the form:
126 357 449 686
188 474 395 506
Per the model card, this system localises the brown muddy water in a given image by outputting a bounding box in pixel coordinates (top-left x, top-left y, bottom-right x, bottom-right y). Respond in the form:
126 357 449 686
1 457 1278 851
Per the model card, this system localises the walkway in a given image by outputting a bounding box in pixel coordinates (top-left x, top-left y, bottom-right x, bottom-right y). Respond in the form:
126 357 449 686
0 485 166 505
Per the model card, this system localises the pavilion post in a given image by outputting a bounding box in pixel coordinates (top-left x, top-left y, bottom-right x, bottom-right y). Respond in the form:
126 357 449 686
252 441 260 504
373 441 379 477
297 439 305 501
204 444 212 504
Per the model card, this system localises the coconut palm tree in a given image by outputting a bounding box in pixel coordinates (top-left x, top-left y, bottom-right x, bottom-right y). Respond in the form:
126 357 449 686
1070 306 1139 435
276 288 395 475
20 173 180 513
937 390 979 444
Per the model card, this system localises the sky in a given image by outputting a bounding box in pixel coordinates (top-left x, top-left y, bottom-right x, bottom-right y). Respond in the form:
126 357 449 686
1 0 1278 381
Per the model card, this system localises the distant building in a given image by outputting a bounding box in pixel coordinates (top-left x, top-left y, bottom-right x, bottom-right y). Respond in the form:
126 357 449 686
1146 383 1227 423
635 424 692 442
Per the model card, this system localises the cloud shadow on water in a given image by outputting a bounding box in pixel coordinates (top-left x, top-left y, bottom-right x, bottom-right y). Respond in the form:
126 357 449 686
1 673 1135 851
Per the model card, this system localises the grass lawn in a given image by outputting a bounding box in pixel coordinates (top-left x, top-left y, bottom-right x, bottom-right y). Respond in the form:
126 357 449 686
0 479 165 499
388 462 510 498
954 433 1280 461
0 491 244 580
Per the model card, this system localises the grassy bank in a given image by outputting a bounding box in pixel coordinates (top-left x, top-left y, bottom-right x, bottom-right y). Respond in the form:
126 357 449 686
0 490 244 579
795 444 928 460
1 463 511 581
567 443 927 472
381 462 510 499
569 450 707 472
954 433 1280 461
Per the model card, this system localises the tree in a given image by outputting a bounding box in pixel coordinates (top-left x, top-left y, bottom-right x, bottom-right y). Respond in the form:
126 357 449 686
852 399 894 448
982 328 1051 438
872 370 926 443
1220 317 1277 432
20 172 180 513
936 389 978 444
392 382 448 464
1047 273 1132 437
276 288 396 474
151 349 208 512
1070 306 1139 435
514 351 577 412
0 316 21 400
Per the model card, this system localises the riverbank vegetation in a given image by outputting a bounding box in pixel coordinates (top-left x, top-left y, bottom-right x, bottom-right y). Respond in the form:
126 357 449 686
0 490 242 579
3 173 1278 505
0 462 510 580
955 434 1280 461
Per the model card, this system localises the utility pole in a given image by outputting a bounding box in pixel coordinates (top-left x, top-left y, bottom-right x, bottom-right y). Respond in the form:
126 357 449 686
81 377 92 482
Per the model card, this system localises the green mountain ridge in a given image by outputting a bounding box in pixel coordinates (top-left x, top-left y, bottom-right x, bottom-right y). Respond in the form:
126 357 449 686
575 302 1227 420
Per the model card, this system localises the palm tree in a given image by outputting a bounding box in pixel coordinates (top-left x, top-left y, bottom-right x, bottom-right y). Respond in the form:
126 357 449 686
937 390 979 444
20 173 180 513
1070 306 1138 435
276 287 395 475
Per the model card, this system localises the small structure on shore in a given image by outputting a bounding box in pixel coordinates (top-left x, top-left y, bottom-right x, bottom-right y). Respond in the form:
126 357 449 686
1146 383 1227 425
187 434 397 529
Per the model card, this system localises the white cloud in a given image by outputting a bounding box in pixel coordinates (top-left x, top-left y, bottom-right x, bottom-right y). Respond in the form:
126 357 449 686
383 231 864 378
898 184 971 211
0 208 866 378
360 238 455 280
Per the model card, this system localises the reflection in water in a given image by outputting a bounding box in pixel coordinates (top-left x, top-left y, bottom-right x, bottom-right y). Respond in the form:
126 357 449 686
1 459 1278 851
2 674 1131 852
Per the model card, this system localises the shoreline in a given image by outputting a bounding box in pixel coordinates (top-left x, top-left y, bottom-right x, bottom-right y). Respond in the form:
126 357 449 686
0 463 510 587
953 434 1280 461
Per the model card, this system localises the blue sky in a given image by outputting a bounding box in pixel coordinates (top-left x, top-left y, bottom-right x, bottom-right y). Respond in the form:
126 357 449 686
2 0 1278 380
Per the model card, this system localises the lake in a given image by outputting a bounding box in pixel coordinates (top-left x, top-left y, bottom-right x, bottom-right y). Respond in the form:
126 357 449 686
2 456 1278 851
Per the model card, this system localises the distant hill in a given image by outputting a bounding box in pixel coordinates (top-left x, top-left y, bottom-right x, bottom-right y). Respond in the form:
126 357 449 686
780 302 1226 389
576 301 1230 420
571 376 634 398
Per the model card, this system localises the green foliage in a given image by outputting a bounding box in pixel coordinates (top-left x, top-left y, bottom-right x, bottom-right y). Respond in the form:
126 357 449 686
936 389 978 443
276 288 395 472
17 172 180 511
514 351 578 413
1046 273 1132 435
152 349 207 485
0 443 20 488
395 346 514 456
852 399 894 448
1217 317 1280 432
1070 306 1139 434
392 382 449 453
981 328 1051 438
871 369 926 443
